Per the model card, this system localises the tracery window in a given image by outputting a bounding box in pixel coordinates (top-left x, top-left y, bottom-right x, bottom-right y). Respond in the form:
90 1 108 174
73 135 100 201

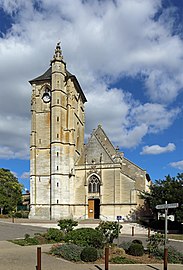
88 175 100 193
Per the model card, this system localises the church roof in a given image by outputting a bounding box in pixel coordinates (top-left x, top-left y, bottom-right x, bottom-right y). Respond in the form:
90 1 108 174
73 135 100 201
29 67 52 83
76 125 121 165
29 67 87 103
91 125 117 158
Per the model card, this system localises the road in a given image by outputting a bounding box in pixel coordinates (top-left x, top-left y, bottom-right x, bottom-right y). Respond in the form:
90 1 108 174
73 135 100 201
118 234 183 253
0 220 47 240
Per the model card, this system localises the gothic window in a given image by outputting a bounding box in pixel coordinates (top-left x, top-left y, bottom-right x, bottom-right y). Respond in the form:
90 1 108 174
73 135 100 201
88 175 100 193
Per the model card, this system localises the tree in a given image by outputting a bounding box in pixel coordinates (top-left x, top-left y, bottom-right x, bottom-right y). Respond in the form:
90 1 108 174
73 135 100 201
96 221 123 244
57 219 78 234
0 168 23 214
141 173 183 222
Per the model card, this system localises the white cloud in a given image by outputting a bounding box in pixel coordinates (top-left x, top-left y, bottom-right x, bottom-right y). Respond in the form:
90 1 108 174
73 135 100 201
140 143 176 155
0 0 182 157
169 160 183 170
20 171 30 179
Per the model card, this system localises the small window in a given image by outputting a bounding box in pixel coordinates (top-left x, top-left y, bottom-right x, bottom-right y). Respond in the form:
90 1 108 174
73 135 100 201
57 116 59 122
57 200 59 204
57 182 59 187
57 99 59 104
57 133 59 138
56 166 59 171
57 152 59 157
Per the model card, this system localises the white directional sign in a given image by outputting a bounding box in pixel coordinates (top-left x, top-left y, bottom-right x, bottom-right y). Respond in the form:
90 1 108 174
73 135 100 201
156 203 178 210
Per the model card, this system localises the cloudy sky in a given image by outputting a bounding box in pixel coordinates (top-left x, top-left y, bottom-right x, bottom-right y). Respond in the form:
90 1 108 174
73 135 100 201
0 0 182 190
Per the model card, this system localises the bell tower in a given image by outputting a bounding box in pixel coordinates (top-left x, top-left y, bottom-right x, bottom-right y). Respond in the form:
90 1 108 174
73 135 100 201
29 43 87 219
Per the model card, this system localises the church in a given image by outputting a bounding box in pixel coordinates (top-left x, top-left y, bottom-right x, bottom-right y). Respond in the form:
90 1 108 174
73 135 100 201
29 43 150 220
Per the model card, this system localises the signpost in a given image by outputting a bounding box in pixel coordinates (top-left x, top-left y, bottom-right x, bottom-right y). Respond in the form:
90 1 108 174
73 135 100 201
117 216 122 246
155 201 179 270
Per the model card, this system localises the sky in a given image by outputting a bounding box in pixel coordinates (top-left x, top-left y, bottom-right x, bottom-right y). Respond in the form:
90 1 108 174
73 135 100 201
0 0 182 191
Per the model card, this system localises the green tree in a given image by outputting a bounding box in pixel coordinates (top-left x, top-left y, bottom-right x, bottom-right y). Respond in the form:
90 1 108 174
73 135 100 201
0 168 23 214
96 221 123 244
141 173 183 222
57 219 78 234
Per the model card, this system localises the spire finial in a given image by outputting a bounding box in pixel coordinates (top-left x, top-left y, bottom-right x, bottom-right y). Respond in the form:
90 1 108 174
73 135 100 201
52 41 63 61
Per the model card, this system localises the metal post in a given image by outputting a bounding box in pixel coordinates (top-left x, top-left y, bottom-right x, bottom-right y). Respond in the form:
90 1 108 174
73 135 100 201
132 226 134 236
117 220 120 246
164 247 168 270
105 247 109 270
148 227 150 238
164 201 168 246
36 247 41 270
164 201 168 270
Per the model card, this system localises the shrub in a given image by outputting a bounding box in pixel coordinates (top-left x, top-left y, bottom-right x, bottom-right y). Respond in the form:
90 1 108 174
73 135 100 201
132 239 143 245
80 246 98 262
110 247 125 258
14 211 22 218
153 246 183 264
128 243 144 256
24 233 30 240
57 219 78 234
50 243 83 261
110 256 135 264
96 221 122 244
44 228 64 242
119 241 131 251
65 228 104 248
147 233 164 256
12 236 40 246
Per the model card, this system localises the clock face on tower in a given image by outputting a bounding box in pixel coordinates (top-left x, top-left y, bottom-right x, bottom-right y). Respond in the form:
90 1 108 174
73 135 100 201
42 90 51 103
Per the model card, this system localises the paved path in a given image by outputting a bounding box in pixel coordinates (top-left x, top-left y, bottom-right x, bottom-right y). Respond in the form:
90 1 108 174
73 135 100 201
0 219 182 269
0 241 182 270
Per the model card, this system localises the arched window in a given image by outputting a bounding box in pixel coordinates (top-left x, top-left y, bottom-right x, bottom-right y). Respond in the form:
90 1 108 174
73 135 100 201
88 175 100 193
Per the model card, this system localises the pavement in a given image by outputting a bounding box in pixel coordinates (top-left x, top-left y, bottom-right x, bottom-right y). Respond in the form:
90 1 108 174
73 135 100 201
0 218 182 270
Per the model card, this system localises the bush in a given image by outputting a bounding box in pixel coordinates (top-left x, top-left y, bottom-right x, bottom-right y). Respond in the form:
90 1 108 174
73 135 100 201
50 243 83 261
147 233 164 255
153 246 183 264
80 246 98 262
13 211 29 218
57 219 78 234
44 228 64 242
96 221 122 244
110 247 125 258
12 236 40 246
119 241 131 251
110 256 135 264
14 211 22 218
65 228 104 248
128 243 144 256
132 239 143 245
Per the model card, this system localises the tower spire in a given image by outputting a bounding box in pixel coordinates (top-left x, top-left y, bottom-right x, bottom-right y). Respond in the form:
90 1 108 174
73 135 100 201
51 42 63 62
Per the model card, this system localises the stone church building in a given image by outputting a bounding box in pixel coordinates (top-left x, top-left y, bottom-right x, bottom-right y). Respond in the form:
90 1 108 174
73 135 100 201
29 43 150 220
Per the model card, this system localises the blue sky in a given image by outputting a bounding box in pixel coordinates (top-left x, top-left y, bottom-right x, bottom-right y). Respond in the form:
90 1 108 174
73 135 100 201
0 0 182 191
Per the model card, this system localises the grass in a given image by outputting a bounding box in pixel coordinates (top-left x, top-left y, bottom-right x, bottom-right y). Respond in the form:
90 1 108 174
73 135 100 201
168 234 183 241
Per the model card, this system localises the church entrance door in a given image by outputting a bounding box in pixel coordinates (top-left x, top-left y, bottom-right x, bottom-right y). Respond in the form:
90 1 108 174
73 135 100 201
88 199 100 219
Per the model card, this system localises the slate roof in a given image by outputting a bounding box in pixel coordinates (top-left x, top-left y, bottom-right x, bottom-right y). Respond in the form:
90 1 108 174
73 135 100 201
29 67 52 83
29 67 87 103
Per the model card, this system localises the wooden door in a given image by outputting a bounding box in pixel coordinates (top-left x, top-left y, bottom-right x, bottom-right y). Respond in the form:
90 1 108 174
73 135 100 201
88 199 94 219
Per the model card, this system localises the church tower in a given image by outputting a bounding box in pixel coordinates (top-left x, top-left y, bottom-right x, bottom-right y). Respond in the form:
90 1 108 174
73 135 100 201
29 43 87 219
